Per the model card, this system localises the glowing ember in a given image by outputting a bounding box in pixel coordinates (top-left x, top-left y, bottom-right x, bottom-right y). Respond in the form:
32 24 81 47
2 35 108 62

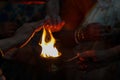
39 27 61 58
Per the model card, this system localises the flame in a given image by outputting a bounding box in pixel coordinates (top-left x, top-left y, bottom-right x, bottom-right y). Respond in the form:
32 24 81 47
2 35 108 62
39 27 61 58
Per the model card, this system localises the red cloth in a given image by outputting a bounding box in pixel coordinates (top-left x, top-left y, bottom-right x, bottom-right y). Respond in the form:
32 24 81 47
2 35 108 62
60 0 96 30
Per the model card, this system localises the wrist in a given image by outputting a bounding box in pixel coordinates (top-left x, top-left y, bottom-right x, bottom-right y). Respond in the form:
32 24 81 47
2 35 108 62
46 0 60 15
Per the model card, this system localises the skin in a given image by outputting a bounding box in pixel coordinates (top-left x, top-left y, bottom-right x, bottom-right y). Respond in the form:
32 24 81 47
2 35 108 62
0 20 44 53
45 0 65 32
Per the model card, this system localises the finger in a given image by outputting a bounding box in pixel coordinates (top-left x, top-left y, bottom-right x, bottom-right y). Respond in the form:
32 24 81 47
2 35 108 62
79 64 88 70
55 21 65 31
79 57 85 61
61 21 65 26
44 24 51 30
52 18 57 26
49 16 62 27
45 15 55 26
50 19 64 32
44 21 65 32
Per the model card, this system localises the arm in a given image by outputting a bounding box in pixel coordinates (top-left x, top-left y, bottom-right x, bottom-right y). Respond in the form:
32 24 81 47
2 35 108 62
74 45 120 71
46 0 60 16
45 0 64 32
0 20 43 52
77 45 120 64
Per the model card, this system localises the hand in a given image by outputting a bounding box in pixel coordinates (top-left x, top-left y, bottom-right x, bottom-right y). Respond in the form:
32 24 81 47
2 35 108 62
13 20 44 48
75 51 95 71
83 23 111 40
44 15 65 32
0 20 45 53
15 20 44 36
77 50 107 71
78 50 107 62
77 50 97 64
44 0 65 32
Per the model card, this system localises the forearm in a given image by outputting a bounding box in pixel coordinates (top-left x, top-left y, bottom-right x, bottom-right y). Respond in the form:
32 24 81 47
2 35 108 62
0 25 35 52
46 0 60 15
0 37 15 52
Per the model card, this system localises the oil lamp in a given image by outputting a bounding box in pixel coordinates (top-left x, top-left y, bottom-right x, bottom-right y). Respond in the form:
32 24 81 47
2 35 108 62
39 27 61 72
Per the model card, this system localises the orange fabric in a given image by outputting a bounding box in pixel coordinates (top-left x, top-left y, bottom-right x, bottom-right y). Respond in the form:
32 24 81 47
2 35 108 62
60 0 96 30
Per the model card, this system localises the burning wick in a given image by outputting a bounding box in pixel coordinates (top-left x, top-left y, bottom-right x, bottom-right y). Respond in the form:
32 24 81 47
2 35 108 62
39 27 61 58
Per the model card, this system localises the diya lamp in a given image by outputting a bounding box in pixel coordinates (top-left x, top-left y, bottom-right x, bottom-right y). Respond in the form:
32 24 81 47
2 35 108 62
39 27 61 72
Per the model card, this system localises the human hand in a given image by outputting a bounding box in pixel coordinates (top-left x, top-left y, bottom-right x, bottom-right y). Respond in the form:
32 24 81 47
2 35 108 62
15 20 44 36
83 23 111 40
44 0 65 32
74 51 96 71
77 50 97 63
12 20 45 48
76 50 107 71
44 15 65 32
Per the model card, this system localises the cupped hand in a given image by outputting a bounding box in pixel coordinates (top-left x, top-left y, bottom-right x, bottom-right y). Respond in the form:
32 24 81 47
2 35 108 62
76 50 109 71
44 15 65 32
75 51 97 71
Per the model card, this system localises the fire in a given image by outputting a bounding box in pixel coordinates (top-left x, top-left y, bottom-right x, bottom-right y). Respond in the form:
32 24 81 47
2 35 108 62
39 27 61 58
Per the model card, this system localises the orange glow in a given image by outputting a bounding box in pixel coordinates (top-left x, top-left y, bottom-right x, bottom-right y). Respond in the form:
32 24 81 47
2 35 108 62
39 27 61 58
